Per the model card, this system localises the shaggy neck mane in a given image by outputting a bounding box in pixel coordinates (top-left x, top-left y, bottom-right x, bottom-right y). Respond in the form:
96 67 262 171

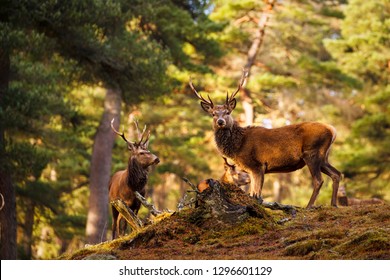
214 121 245 158
126 157 148 191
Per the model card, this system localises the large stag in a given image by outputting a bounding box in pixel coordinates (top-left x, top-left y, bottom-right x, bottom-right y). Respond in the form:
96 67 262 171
109 118 160 239
190 70 342 208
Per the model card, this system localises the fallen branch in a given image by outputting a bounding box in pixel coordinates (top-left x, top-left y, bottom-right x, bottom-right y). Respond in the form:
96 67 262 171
261 201 298 217
181 177 199 192
110 199 143 232
134 191 163 216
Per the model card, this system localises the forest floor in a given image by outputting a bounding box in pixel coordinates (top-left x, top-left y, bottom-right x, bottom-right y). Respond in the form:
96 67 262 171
63 184 390 260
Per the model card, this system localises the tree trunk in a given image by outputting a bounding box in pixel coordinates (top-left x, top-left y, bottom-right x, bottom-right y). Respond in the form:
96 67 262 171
21 199 35 259
241 0 275 125
85 88 122 244
0 46 17 259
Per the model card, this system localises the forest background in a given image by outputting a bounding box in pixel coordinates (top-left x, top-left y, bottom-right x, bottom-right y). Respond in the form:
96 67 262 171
0 0 389 260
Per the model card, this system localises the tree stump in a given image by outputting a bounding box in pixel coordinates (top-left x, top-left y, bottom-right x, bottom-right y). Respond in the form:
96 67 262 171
188 179 272 226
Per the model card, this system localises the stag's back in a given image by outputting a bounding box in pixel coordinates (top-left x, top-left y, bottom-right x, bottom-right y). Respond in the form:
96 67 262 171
236 122 336 173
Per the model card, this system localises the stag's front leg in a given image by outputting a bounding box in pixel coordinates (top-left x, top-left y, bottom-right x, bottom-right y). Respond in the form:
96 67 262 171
249 166 265 201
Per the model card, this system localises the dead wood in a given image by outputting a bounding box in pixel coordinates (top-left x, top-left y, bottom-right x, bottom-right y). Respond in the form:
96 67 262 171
261 201 298 217
134 191 163 216
188 179 271 226
110 199 143 232
114 177 298 236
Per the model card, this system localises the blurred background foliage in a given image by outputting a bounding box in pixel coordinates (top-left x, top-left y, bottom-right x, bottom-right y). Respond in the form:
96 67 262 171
0 0 389 259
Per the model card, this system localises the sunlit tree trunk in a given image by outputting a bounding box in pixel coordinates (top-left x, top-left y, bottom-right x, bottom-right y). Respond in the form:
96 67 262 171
86 88 122 244
0 47 17 259
241 0 275 125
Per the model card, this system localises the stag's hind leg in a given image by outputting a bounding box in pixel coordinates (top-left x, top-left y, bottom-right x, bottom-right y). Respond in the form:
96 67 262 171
303 153 324 209
321 162 342 207
118 214 127 237
111 206 119 240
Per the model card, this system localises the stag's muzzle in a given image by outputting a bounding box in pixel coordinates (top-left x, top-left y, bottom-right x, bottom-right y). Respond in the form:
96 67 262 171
217 118 226 127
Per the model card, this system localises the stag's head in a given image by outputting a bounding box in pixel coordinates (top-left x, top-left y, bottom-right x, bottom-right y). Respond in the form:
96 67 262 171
190 70 248 130
223 157 251 186
111 118 160 168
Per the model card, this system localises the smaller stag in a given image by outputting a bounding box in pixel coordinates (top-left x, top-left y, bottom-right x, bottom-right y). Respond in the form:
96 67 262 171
109 118 160 239
337 185 384 206
190 70 342 208
220 157 250 188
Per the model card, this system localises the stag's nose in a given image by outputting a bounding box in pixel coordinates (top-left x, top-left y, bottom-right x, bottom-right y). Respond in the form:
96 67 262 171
154 158 160 164
217 119 225 127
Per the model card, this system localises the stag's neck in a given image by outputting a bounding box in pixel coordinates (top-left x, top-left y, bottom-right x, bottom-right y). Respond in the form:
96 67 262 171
214 121 245 158
126 158 149 191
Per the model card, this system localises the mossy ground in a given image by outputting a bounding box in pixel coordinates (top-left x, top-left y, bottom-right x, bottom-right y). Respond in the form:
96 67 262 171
63 185 390 260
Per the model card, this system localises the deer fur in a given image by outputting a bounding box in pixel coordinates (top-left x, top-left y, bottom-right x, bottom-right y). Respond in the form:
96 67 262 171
109 118 159 239
220 157 250 187
190 70 342 208
337 184 384 206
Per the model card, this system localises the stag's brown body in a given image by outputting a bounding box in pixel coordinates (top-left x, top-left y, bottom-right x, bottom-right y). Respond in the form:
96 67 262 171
191 71 342 208
109 119 159 239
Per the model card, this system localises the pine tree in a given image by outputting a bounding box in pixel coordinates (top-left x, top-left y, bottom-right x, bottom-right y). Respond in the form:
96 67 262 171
325 0 390 197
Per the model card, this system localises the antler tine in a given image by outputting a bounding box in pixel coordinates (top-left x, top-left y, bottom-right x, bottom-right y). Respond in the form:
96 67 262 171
229 69 249 101
111 118 130 144
133 118 148 144
189 77 213 106
139 124 147 144
142 129 151 146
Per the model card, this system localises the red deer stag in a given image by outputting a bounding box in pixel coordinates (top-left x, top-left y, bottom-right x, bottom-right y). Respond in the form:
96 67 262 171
190 70 342 208
109 118 160 239
220 157 250 188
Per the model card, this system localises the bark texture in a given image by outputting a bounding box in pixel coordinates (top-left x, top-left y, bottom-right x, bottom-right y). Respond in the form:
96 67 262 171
0 47 17 259
241 0 275 125
85 88 122 244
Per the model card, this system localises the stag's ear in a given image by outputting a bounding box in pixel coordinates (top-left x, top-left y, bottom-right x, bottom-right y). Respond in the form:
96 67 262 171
200 101 213 114
228 98 237 111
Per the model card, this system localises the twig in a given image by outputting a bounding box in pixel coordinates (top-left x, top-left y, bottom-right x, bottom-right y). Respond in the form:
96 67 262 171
100 221 108 243
181 177 199 192
177 192 188 211
134 191 162 216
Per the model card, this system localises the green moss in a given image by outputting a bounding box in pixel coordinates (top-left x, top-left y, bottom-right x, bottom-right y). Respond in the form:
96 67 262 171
284 240 324 256
336 229 390 258
312 228 347 239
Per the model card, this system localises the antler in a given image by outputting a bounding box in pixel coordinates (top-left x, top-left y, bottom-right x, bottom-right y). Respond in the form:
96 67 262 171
111 118 131 144
227 69 249 102
189 77 214 107
133 118 151 147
